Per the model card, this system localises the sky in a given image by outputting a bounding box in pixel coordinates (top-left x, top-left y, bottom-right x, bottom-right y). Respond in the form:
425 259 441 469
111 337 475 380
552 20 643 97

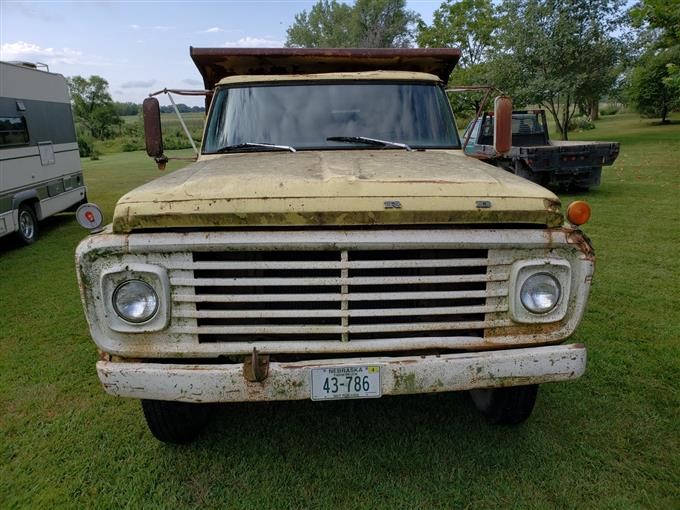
1 0 440 107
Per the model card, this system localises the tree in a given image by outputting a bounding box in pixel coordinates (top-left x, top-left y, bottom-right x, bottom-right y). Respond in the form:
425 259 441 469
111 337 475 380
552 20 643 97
113 102 140 116
630 0 680 47
416 0 498 119
353 0 419 47
286 0 354 48
286 0 419 48
417 0 495 68
67 76 121 139
627 46 680 122
627 0 680 121
490 0 626 140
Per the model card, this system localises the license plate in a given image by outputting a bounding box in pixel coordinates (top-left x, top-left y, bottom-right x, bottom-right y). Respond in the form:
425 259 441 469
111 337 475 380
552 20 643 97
311 365 381 401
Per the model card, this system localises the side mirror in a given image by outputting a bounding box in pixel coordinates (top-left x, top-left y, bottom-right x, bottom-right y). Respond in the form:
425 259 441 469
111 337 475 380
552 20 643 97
493 95 512 155
143 97 167 169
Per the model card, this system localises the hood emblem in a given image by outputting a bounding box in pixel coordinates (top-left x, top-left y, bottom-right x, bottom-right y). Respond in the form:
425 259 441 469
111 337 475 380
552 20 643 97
476 200 493 209
384 200 402 209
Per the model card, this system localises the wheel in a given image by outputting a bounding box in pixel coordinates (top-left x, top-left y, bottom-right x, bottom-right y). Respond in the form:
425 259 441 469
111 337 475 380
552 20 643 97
469 384 539 425
141 399 212 443
16 203 38 245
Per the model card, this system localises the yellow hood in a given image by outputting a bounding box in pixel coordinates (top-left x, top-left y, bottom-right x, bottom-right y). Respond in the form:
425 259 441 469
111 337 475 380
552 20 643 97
112 150 562 232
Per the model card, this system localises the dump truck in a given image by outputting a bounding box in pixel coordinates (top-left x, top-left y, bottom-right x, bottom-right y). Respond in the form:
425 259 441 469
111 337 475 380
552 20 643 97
76 48 594 443
463 109 619 189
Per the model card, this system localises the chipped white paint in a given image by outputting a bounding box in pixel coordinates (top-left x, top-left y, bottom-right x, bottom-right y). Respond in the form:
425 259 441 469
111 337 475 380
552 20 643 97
76 228 594 358
96 344 587 402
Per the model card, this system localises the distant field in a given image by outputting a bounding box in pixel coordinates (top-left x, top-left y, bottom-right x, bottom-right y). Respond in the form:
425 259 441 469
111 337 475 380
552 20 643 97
1 114 678 508
121 111 205 126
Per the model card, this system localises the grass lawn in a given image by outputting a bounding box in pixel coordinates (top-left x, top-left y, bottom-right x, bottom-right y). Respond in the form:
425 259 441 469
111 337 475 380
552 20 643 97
1 114 678 508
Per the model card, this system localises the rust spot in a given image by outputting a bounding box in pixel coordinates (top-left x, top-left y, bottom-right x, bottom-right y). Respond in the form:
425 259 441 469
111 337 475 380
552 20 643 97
566 229 596 260
243 349 270 382
485 320 563 338
387 358 419 365
392 371 418 392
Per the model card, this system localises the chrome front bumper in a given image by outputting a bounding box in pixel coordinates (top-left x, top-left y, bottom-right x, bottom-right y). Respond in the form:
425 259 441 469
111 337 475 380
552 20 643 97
97 344 586 403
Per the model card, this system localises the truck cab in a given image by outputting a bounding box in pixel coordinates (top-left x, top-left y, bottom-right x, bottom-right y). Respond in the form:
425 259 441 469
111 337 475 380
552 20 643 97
76 49 593 443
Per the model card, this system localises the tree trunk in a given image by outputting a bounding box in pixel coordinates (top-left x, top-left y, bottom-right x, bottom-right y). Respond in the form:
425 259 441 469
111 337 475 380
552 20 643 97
560 106 569 141
546 108 564 141
589 98 599 121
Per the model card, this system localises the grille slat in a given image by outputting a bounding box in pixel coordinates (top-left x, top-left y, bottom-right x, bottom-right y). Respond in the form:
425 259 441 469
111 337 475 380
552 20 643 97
174 319 510 336
166 258 490 271
173 289 506 303
174 303 506 319
171 273 504 287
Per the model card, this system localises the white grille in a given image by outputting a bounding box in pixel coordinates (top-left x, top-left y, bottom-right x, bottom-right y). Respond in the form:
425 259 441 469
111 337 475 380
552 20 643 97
167 248 512 343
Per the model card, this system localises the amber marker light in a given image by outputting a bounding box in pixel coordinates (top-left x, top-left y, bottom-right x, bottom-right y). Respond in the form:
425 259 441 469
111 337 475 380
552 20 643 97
567 200 592 226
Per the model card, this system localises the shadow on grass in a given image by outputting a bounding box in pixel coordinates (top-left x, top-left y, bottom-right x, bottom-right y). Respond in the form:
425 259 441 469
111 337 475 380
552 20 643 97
139 390 556 506
0 213 77 254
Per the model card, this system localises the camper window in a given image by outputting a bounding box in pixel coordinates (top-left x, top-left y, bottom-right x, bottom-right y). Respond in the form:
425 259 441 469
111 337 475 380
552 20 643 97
0 116 29 147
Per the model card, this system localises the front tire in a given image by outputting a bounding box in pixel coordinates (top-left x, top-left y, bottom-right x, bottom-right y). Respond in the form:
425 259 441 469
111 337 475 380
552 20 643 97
470 385 539 425
16 204 38 245
141 399 212 443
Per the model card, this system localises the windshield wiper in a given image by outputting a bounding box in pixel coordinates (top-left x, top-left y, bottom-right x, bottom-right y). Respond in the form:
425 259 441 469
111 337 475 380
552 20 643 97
326 136 412 151
215 142 296 153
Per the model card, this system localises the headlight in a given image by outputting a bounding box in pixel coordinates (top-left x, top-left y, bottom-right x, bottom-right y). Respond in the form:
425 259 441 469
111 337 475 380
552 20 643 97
520 273 561 314
112 280 159 323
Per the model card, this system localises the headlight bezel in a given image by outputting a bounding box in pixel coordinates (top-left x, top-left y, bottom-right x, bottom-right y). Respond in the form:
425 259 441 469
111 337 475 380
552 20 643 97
509 259 571 324
100 264 170 333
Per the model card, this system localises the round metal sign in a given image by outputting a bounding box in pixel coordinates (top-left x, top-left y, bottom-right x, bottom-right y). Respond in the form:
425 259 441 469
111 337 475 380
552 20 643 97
76 203 104 232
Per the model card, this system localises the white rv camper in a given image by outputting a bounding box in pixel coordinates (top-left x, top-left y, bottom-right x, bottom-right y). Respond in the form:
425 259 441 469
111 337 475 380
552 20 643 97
0 61 86 245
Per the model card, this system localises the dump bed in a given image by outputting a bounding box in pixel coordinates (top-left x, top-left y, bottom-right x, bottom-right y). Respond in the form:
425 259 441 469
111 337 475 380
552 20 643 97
190 47 461 109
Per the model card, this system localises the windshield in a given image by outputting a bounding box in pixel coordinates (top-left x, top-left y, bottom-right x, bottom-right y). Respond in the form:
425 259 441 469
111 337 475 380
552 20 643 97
203 81 460 153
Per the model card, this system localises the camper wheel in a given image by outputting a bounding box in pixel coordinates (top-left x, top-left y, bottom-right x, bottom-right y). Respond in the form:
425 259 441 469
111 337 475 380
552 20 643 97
17 203 38 245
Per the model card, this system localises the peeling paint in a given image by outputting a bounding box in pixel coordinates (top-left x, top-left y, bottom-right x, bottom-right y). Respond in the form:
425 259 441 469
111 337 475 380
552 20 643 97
94 344 587 402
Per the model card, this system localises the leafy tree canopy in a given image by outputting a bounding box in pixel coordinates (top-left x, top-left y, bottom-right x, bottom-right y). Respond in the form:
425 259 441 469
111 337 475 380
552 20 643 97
286 0 419 48
417 0 496 68
416 0 498 121
490 0 626 139
627 45 680 122
67 75 121 140
630 0 680 47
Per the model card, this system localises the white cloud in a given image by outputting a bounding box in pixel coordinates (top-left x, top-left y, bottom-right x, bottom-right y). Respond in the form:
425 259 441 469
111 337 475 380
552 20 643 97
120 80 157 89
200 27 224 34
129 24 172 31
182 78 203 86
224 36 284 48
0 41 110 66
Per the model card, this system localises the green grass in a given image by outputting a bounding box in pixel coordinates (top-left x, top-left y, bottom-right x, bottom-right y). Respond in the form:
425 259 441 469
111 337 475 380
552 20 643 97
1 114 679 508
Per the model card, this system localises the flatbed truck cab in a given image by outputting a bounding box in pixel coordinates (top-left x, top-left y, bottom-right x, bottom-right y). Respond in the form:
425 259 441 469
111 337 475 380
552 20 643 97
76 48 593 443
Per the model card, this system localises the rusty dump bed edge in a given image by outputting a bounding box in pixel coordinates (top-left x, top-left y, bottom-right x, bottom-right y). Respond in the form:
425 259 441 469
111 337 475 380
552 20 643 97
190 47 462 91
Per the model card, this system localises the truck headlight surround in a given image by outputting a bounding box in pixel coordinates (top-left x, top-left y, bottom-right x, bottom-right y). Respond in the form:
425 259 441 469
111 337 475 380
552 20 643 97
112 279 159 323
520 273 561 314
509 259 571 324
100 264 170 333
